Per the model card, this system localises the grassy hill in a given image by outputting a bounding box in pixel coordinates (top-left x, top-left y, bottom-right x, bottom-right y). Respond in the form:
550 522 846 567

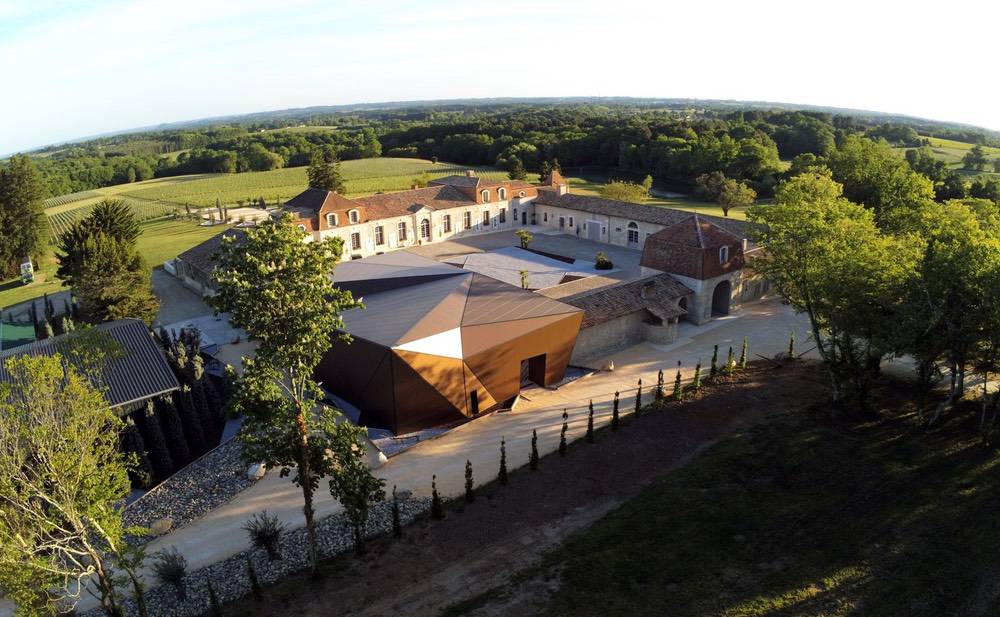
897 135 1000 179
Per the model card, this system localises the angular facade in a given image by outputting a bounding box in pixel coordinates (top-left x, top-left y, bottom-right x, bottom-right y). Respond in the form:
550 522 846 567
315 252 583 434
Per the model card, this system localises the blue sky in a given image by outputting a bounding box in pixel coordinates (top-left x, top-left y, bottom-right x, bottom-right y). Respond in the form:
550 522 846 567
2 0 999 153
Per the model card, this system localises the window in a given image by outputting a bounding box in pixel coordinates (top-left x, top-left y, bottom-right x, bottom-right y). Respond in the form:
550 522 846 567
374 225 384 246
543 212 548 222
398 221 407 242
719 245 730 264
443 214 451 233
558 216 565 228
351 232 361 250
480 189 490 202
513 208 518 221
326 213 337 227
518 191 525 198
464 211 472 230
420 218 430 239
627 221 639 244
498 187 507 200
348 209 360 224
499 208 506 223
568 216 574 228
482 210 490 227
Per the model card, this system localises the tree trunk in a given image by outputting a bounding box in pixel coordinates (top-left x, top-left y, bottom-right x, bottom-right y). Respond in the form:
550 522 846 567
295 406 319 577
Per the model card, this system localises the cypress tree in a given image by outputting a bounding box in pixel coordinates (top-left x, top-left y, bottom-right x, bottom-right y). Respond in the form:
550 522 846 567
207 579 223 617
788 330 795 359
202 377 226 434
498 438 508 485
693 362 702 391
122 418 155 489
178 386 206 454
739 337 748 369
726 346 735 375
464 460 475 503
391 486 402 538
246 555 262 600
586 401 595 443
710 345 719 378
559 410 568 457
431 475 445 519
611 392 620 431
158 395 191 467
139 401 174 479
634 379 642 417
655 370 664 401
43 319 54 339
529 429 539 470
673 361 683 400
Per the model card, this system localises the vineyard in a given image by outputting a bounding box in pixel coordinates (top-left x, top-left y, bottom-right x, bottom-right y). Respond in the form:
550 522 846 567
40 158 522 238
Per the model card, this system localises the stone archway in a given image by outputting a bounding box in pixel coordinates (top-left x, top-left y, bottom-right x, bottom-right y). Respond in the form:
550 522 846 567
711 280 732 316
678 296 689 321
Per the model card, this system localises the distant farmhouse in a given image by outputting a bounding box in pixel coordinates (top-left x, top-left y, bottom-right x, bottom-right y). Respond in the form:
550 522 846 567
171 170 769 433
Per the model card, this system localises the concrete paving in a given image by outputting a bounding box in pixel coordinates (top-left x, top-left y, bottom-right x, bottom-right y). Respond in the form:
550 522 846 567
151 268 214 326
62 298 825 613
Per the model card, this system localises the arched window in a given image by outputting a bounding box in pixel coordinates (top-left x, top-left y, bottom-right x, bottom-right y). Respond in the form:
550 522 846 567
719 245 730 264
498 187 507 200
480 189 490 202
326 213 337 227
397 221 407 242
627 221 639 244
348 209 360 224
420 218 430 239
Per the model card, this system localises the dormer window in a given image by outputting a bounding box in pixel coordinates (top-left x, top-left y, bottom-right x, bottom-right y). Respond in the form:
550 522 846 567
297 224 307 232
518 191 525 198
348 209 360 224
326 213 337 227
498 187 507 200
719 245 730 264
480 189 490 202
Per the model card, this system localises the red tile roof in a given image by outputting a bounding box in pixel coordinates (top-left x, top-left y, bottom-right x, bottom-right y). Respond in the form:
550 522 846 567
652 215 743 249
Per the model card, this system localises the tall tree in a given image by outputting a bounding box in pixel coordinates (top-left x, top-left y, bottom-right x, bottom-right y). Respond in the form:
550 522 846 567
56 199 140 285
307 151 345 193
0 155 47 277
0 349 141 616
210 215 361 576
963 145 989 171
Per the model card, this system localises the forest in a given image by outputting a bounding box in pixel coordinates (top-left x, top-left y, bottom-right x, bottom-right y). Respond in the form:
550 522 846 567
8 101 1000 203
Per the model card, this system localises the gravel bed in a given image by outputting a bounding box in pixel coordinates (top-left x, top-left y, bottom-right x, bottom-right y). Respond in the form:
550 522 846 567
123 440 254 543
82 495 431 617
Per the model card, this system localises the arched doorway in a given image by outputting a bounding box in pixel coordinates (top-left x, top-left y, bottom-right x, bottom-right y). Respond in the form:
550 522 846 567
678 296 689 321
711 280 732 316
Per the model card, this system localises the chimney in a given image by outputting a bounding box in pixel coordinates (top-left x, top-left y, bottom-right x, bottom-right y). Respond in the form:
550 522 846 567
557 183 569 196
465 170 476 178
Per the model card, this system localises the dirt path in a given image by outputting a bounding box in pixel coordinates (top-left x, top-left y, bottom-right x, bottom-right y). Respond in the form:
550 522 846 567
231 363 828 617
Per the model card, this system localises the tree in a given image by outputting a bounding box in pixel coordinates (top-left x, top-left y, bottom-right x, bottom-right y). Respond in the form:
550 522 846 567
498 437 509 485
507 156 527 181
307 151 344 192
634 378 642 417
672 362 682 399
157 395 190 467
138 401 174 479
586 401 594 443
641 175 653 195
121 418 155 488
431 475 445 520
177 385 206 454
695 172 756 216
559 411 568 456
519 269 529 290
0 155 46 277
963 145 989 171
598 181 647 203
529 429 539 470
539 160 552 182
515 229 533 249
0 352 140 617
56 199 140 287
655 370 664 401
326 419 385 554
210 215 361 576
611 391 620 430
710 345 719 378
739 337 748 369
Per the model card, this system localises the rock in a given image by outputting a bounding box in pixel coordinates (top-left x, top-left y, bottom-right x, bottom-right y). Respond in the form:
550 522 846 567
247 462 267 480
149 517 173 536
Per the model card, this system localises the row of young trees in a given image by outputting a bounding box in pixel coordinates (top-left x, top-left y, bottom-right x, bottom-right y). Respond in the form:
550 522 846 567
749 142 1000 426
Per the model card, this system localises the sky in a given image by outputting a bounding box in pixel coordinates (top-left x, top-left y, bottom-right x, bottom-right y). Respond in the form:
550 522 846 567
2 0 999 153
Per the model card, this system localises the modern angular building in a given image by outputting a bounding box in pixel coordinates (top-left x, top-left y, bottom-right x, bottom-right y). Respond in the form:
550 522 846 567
314 252 583 434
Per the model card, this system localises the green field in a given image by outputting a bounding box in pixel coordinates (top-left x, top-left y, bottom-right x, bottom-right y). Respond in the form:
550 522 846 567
0 219 229 308
897 135 1000 178
564 176 745 220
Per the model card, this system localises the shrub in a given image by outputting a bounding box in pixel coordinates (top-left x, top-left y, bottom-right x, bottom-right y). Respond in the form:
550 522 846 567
559 410 568 457
595 251 613 270
634 379 642 417
586 401 595 443
739 337 748 369
139 401 173 479
499 438 509 485
431 475 445 519
246 554 262 600
726 346 736 375
516 228 533 249
152 547 188 600
655 370 664 401
692 362 702 391
611 392 620 431
529 429 539 470
464 460 475 503
243 510 285 561
157 395 190 467
788 330 795 359
672 361 682 400
710 345 719 379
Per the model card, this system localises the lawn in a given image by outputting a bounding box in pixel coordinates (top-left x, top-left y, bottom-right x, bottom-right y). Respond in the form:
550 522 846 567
0 218 228 308
539 382 1000 616
564 176 745 220
896 135 1000 178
